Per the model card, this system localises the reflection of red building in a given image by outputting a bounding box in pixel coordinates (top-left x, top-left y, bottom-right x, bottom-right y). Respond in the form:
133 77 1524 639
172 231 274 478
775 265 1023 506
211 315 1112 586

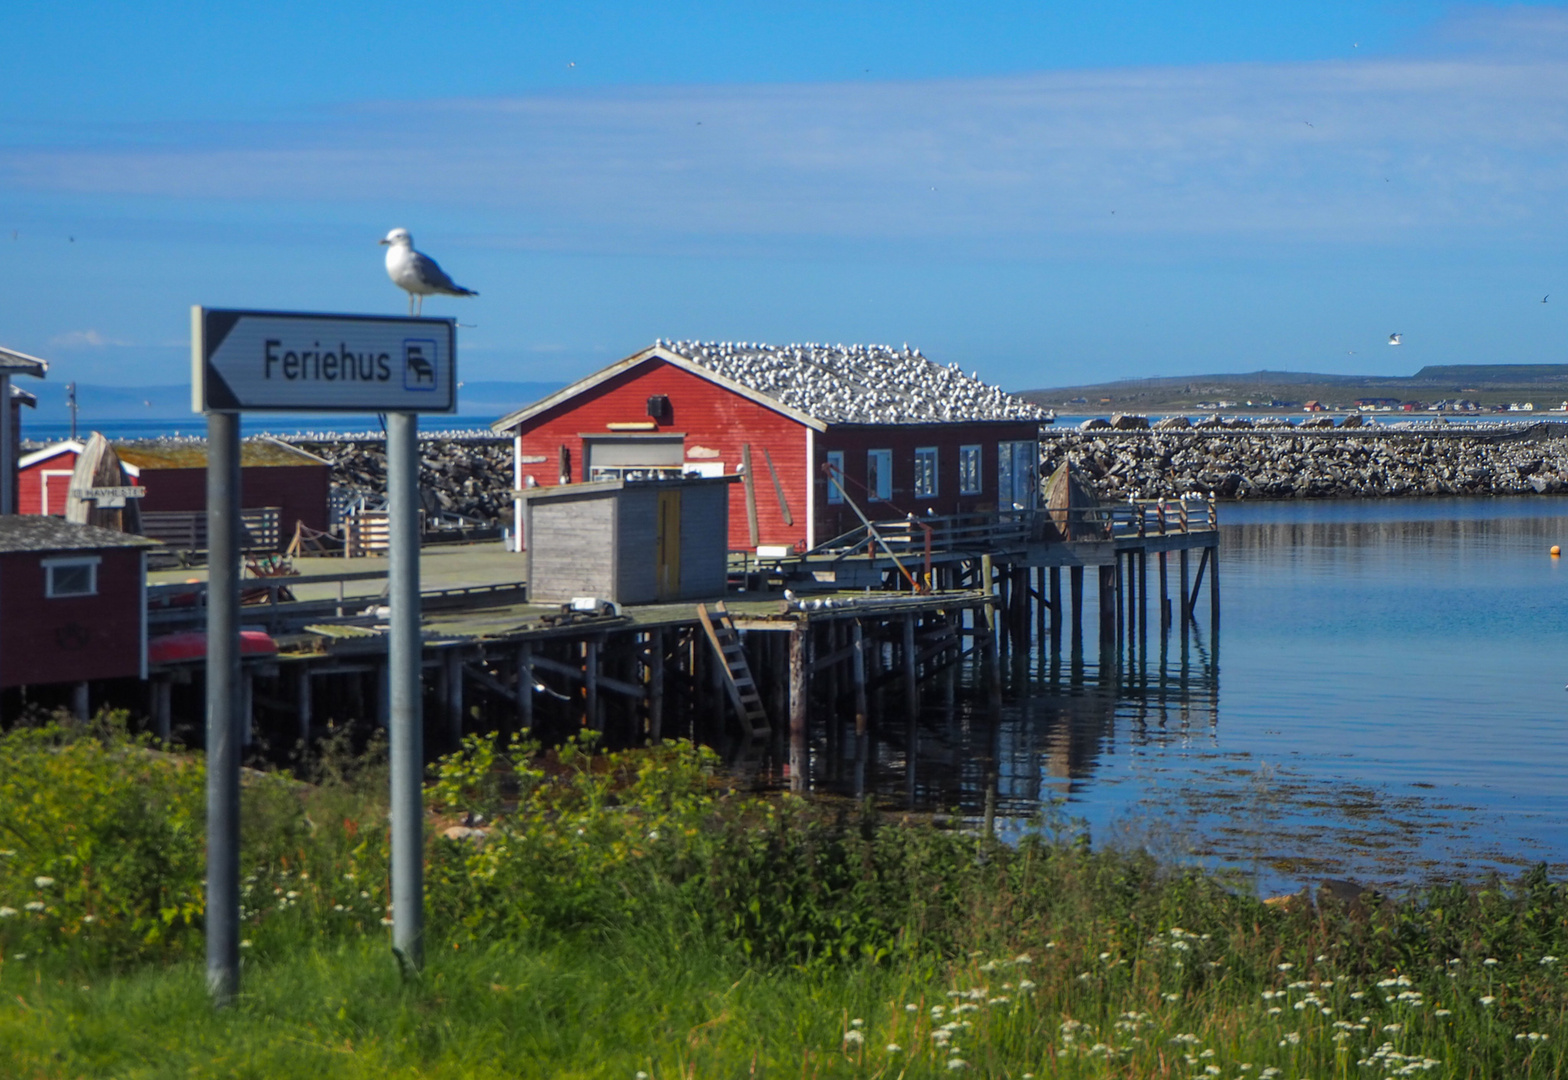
19 436 331 537
0 516 158 689
493 342 1050 552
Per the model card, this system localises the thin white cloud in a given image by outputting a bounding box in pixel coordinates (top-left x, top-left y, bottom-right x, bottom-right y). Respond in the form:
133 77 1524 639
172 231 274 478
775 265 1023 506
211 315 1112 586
48 329 132 347
6 8 1568 253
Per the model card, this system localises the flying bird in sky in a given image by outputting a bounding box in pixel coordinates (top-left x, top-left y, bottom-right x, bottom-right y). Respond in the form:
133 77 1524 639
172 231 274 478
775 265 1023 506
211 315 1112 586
380 228 478 316
1388 333 1402 345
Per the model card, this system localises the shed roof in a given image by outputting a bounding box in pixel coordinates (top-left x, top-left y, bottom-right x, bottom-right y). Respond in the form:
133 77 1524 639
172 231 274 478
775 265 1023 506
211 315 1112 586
0 515 161 554
115 435 330 470
493 341 1051 432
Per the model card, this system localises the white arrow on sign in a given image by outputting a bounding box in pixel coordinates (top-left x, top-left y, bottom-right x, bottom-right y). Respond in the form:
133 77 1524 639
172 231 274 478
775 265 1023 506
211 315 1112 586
192 307 457 414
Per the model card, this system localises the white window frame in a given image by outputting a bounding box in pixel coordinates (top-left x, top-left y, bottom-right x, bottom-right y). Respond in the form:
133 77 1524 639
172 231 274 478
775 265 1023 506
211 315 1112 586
913 447 938 499
958 444 982 495
43 555 101 598
867 449 892 501
825 450 845 504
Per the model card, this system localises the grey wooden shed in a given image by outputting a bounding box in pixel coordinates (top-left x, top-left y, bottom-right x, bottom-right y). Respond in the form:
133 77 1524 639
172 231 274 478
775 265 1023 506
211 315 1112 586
521 476 735 605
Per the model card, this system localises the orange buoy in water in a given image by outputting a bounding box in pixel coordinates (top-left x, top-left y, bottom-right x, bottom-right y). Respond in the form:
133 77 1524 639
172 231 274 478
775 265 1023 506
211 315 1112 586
1553 546 1561 557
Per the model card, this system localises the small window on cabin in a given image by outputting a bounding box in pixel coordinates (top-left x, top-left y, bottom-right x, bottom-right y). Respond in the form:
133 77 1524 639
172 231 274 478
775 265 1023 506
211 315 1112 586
913 447 938 499
44 557 99 598
825 451 845 504
959 445 982 495
867 449 892 501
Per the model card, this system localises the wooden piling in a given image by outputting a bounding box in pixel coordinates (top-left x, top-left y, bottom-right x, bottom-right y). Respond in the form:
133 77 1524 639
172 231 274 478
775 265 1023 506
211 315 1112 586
444 648 464 747
646 632 663 743
1159 550 1170 631
788 626 808 793
1179 547 1191 627
295 668 311 749
902 614 919 719
1208 544 1220 631
516 643 534 734
585 637 601 732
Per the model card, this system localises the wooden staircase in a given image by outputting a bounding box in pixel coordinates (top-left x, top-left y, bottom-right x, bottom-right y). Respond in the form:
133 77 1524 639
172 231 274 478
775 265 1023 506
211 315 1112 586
696 601 771 740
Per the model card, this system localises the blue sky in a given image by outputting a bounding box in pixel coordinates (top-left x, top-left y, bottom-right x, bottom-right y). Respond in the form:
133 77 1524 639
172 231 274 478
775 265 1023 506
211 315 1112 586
5 2 1568 397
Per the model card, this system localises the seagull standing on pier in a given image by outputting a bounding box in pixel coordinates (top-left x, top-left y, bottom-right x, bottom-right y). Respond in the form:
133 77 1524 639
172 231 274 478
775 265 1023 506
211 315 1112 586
380 228 478 316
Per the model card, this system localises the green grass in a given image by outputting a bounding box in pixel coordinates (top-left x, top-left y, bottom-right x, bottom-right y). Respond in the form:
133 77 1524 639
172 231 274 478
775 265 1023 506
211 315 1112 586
2 715 1567 1078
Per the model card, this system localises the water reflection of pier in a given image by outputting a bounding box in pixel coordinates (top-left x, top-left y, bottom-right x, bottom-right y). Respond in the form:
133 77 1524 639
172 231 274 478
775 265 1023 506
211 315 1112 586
809 541 1222 823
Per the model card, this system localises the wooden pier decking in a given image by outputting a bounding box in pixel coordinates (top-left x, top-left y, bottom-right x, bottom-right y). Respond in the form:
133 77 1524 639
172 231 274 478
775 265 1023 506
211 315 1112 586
133 498 1221 792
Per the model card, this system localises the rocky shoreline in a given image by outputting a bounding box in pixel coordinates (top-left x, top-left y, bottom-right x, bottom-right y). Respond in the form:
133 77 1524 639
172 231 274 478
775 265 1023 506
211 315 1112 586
290 437 514 524
272 427 1568 529
1042 427 1568 501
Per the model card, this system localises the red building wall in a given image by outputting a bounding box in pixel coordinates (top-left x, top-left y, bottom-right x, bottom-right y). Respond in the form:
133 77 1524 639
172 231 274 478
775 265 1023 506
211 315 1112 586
0 547 144 688
813 422 1042 543
20 448 329 537
514 358 811 551
19 451 79 515
135 465 331 535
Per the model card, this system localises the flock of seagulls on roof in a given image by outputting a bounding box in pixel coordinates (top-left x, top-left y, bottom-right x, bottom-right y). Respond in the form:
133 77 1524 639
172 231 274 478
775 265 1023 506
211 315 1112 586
654 339 1051 424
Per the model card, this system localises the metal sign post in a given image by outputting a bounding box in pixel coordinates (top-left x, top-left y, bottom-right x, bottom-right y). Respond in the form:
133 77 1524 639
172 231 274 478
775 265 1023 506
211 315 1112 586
193 307 455 1001
205 411 242 1004
386 412 423 969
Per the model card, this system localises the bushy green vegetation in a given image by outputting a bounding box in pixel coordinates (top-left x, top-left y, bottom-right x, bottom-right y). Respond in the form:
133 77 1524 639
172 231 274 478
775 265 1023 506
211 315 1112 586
1 715 1566 1078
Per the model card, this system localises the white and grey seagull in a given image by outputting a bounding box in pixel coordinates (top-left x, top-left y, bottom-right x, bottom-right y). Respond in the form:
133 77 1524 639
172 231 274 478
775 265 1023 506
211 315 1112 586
1387 332 1402 346
380 228 478 316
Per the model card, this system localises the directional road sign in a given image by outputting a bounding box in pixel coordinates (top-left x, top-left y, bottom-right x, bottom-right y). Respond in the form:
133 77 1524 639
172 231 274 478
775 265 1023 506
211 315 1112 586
192 307 457 413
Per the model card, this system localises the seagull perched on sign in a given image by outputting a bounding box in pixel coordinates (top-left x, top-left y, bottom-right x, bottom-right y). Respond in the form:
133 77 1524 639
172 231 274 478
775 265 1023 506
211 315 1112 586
1388 333 1402 346
380 228 478 315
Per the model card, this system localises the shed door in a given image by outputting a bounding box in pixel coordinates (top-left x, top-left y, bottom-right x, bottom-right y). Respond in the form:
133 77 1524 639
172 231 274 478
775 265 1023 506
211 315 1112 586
655 489 682 599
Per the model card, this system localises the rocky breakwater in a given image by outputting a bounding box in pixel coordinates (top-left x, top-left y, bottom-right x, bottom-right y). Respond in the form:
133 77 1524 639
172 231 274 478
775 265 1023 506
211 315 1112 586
1041 427 1568 500
291 436 515 523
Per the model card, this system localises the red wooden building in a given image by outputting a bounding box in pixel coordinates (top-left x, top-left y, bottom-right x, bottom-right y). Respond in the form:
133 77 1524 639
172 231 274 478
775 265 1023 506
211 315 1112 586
0 515 159 690
19 435 331 541
492 341 1051 552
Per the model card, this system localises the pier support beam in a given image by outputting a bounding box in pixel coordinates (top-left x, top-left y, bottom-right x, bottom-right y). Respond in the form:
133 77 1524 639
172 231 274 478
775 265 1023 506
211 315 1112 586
1179 548 1191 627
1098 565 1116 651
789 626 809 793
646 632 663 744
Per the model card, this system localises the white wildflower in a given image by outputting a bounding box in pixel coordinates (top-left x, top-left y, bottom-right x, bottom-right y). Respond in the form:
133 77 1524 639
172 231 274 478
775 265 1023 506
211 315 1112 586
946 1058 968 1070
0 907 15 918
1278 962 1294 971
850 1018 864 1028
23 901 44 913
1480 996 1496 1006
1484 957 1499 966
33 877 54 889
1541 955 1559 965
81 914 95 923
1434 1009 1451 1017
905 1003 918 1012
1018 979 1036 991
842 1030 864 1046
239 940 252 949
885 1044 901 1053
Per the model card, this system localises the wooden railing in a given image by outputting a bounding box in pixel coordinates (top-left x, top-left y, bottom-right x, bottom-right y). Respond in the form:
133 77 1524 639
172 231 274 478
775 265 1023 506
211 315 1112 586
140 507 283 552
799 499 1217 561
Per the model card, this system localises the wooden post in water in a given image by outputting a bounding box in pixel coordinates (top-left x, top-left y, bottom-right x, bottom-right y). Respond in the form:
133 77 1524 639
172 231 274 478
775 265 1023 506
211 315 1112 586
1070 565 1084 649
980 554 995 632
1159 551 1170 632
1113 554 1124 648
1048 566 1061 652
1208 544 1220 632
851 619 869 798
1179 548 1191 628
1137 550 1149 654
1098 565 1116 651
789 625 809 793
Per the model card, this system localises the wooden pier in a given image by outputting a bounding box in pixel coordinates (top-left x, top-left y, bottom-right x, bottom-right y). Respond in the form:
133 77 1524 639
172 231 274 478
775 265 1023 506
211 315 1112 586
127 496 1221 796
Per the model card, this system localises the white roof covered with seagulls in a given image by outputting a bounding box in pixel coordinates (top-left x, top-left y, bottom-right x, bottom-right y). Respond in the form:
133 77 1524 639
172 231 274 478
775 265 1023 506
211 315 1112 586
659 340 1050 425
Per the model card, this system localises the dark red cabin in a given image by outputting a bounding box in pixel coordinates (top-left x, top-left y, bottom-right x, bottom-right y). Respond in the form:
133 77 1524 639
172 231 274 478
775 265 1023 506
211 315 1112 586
0 516 160 689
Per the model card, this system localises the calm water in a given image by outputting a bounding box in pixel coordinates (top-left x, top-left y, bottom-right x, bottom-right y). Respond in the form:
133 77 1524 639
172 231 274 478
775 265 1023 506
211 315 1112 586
847 497 1568 894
